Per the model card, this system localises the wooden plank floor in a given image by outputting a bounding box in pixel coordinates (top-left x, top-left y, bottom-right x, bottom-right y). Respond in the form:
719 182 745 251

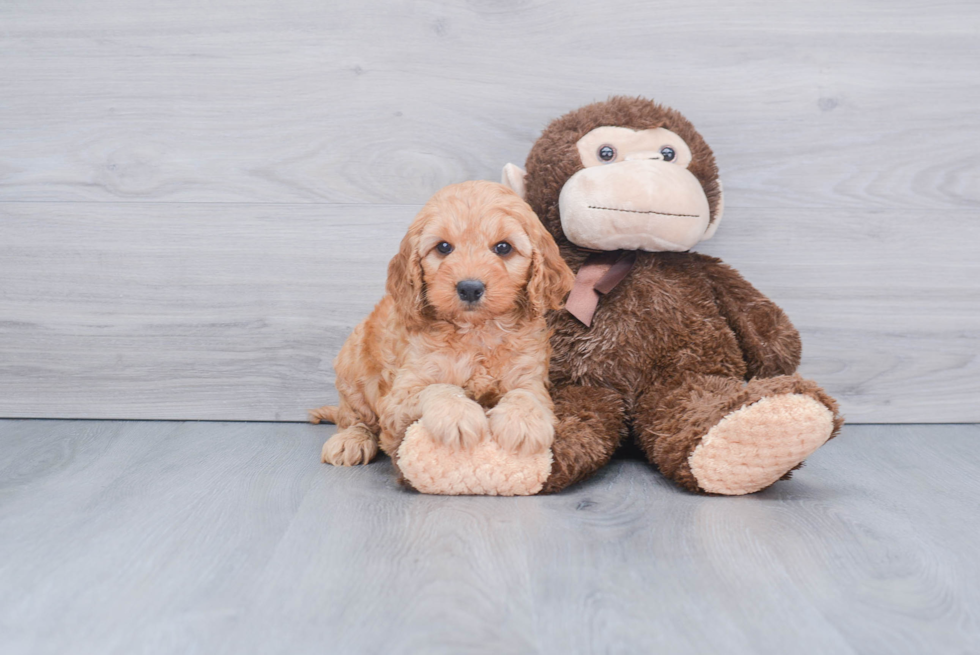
1 421 978 654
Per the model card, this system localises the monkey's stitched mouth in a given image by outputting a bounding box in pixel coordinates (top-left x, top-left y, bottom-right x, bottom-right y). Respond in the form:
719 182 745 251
587 205 700 219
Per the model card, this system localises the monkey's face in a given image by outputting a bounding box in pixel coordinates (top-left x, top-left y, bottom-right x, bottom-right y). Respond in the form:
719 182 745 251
557 126 714 252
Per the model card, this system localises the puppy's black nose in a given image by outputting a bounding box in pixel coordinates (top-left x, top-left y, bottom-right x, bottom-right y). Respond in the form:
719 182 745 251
456 279 485 303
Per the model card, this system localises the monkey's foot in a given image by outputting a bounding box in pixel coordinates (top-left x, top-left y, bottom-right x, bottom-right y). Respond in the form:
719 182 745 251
398 421 552 496
688 394 834 495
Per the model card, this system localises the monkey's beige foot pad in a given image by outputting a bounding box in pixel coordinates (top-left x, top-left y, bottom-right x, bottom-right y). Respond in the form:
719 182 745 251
689 394 835 495
398 422 552 496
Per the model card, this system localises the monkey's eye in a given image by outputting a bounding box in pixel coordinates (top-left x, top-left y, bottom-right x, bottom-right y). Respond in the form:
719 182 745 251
493 241 513 256
597 145 617 162
660 146 676 162
436 241 454 255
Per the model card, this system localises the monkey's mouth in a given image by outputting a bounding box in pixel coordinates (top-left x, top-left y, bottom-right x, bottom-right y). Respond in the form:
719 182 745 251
587 205 700 219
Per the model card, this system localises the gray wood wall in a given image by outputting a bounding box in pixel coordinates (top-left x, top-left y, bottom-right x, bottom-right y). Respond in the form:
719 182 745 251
1 0 977 423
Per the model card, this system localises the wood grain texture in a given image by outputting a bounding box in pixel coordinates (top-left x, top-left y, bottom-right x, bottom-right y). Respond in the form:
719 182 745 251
0 203 406 422
1 0 978 422
2 202 977 422
0 0 977 210
1 420 979 654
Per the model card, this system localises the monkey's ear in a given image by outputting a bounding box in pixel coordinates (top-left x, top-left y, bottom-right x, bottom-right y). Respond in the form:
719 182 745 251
701 180 725 241
501 163 527 199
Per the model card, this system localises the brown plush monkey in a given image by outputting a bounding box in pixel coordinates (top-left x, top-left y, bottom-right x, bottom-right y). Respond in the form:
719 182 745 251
500 96 844 495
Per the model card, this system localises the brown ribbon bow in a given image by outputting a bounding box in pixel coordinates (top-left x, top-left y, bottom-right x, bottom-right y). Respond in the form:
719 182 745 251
564 250 638 327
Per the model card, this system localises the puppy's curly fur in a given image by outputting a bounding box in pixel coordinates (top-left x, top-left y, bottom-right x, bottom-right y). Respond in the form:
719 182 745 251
310 181 574 476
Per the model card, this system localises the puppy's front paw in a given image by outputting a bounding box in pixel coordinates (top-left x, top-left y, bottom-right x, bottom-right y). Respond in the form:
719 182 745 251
419 389 489 450
488 390 555 455
321 426 378 466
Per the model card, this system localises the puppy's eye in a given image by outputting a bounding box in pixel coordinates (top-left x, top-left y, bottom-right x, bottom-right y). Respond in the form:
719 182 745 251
436 241 454 255
493 241 512 256
597 145 616 162
660 146 676 162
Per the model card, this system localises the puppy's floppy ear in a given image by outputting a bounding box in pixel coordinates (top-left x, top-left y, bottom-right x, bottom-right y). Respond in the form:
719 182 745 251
525 211 575 315
386 227 426 327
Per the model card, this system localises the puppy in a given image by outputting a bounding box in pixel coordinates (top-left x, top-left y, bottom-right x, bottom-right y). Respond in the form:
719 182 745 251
309 180 574 474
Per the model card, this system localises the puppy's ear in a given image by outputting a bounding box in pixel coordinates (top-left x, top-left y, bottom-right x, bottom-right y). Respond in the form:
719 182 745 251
525 213 575 315
386 228 425 327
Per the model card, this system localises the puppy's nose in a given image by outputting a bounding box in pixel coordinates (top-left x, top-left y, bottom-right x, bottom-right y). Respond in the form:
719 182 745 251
456 279 485 303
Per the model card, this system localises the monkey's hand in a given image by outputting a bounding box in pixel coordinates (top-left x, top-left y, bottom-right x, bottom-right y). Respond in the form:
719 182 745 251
397 417 552 496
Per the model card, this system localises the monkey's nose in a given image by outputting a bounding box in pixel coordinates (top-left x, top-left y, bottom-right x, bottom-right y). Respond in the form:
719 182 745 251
456 279 485 304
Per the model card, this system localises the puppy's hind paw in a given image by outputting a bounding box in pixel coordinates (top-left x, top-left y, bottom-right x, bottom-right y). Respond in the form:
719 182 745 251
321 426 379 466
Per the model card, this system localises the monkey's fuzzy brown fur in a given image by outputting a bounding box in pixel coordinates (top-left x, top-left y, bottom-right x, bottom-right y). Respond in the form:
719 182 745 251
524 97 843 494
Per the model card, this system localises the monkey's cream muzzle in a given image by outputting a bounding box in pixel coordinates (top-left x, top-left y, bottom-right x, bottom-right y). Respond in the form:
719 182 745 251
558 159 711 252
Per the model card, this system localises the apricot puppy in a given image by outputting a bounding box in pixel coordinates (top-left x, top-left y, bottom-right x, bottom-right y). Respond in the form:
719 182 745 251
310 181 574 486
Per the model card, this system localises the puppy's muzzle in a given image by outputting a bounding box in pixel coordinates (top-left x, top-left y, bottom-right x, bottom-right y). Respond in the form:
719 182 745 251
456 279 485 305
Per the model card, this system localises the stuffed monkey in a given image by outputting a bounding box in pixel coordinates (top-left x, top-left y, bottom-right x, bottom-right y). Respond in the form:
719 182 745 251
400 96 843 495
498 96 843 494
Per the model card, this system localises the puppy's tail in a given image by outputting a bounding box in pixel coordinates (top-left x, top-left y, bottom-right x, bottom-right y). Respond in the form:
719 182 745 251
308 405 338 424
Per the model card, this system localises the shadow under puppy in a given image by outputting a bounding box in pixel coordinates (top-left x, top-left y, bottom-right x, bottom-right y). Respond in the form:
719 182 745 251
310 180 574 494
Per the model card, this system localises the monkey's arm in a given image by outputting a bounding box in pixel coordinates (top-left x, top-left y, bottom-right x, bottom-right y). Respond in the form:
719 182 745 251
703 260 801 379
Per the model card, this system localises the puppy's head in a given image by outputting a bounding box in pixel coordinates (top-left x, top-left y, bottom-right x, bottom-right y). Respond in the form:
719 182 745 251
387 180 573 327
